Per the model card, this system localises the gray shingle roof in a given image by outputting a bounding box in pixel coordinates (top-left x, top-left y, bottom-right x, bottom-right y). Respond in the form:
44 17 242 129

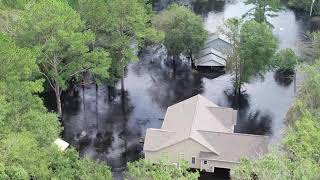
143 95 269 163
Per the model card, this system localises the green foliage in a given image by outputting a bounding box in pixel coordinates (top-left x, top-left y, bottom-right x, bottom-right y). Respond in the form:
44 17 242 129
272 49 298 72
244 0 281 25
0 133 113 180
0 29 112 180
76 156 113 180
0 33 61 145
77 0 161 84
298 59 320 110
225 19 277 93
0 133 50 178
125 159 199 180
153 4 208 58
0 0 33 9
47 148 112 180
232 153 291 180
15 0 111 115
303 32 320 62
239 20 278 79
284 108 320 162
288 0 320 16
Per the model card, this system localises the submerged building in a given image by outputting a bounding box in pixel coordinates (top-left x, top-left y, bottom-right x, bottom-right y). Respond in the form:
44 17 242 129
143 95 268 172
193 33 232 69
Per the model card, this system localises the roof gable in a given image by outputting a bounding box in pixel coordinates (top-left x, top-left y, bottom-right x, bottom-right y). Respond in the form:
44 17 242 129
144 95 236 153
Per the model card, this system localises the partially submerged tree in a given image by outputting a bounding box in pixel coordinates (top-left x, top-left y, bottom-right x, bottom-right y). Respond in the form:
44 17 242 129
125 159 199 180
153 4 208 64
244 0 281 26
224 19 278 95
77 0 162 90
288 0 320 16
15 0 111 117
273 48 299 73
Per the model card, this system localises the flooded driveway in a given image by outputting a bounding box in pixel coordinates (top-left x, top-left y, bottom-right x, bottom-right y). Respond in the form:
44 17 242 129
57 0 320 179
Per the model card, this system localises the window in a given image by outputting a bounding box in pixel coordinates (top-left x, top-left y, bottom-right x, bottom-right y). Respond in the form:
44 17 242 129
179 153 185 161
204 160 208 165
161 152 169 160
191 157 196 164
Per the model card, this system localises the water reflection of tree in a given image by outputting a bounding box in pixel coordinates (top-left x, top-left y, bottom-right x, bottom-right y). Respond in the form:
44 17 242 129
274 70 294 87
92 89 143 170
193 0 225 16
236 110 272 135
146 58 205 109
224 90 272 136
152 0 187 11
152 0 225 16
61 82 145 171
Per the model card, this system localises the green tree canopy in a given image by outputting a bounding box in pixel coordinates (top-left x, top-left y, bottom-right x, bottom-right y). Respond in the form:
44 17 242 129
273 48 299 72
77 0 162 87
153 4 208 60
15 0 111 116
0 32 113 180
125 159 199 180
0 33 60 145
225 19 278 94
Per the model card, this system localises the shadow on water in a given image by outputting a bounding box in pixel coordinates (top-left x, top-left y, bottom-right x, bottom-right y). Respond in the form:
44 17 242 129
223 89 273 136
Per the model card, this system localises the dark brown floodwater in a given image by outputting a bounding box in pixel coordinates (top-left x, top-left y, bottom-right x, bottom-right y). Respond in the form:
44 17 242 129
43 0 320 179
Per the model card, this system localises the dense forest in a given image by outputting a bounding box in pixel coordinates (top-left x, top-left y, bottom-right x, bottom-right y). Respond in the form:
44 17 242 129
0 0 319 179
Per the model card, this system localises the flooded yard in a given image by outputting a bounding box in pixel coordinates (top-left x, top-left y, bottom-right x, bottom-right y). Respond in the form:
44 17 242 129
52 0 320 179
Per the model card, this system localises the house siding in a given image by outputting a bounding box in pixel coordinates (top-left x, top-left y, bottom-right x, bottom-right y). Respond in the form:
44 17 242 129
144 139 211 169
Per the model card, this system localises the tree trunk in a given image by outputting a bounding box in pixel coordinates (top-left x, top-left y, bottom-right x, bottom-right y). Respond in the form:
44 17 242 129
121 77 125 93
55 90 62 118
172 56 177 79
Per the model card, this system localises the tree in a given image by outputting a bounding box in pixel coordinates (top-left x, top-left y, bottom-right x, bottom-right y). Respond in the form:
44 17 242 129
0 33 61 145
153 4 208 63
77 0 162 90
288 0 320 16
15 0 111 117
232 152 291 180
0 1 26 33
0 133 113 179
244 0 281 25
273 48 299 73
125 159 199 180
47 147 112 180
0 31 113 180
302 31 320 63
1 0 35 9
225 19 278 95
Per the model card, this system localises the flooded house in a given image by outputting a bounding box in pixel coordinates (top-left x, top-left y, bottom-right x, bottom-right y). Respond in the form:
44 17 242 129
193 33 232 71
143 95 269 173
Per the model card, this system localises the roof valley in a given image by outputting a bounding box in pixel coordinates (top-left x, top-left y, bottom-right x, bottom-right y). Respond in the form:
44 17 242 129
189 95 200 137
